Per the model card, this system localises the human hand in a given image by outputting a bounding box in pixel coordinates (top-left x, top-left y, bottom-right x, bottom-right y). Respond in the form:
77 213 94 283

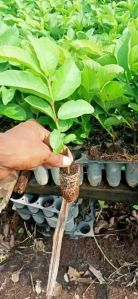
0 120 73 179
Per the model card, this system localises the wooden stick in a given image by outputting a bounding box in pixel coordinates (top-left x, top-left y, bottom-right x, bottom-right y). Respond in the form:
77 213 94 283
46 198 70 298
0 171 19 213
14 170 31 194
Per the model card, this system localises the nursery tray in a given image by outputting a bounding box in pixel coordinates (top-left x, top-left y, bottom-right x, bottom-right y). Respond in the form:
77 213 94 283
73 151 138 164
11 195 94 238
26 178 138 205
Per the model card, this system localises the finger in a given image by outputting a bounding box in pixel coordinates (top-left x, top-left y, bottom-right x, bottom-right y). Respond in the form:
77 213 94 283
23 119 51 145
31 120 51 145
43 132 51 148
35 122 51 147
41 145 73 168
62 147 73 162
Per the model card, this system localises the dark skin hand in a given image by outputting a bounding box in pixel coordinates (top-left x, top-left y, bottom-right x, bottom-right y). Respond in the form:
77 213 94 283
0 119 73 180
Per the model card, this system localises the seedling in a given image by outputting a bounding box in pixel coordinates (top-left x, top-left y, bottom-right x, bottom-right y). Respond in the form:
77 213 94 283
96 200 106 222
0 35 94 153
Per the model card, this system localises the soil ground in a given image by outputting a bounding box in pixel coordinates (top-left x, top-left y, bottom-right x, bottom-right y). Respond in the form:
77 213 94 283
86 126 138 161
0 203 138 299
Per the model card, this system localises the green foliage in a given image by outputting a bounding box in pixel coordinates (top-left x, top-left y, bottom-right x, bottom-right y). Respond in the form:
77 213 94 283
29 36 59 76
98 200 105 209
58 100 94 119
24 96 55 120
50 129 65 154
0 0 138 151
0 103 26 121
132 205 138 210
0 34 94 152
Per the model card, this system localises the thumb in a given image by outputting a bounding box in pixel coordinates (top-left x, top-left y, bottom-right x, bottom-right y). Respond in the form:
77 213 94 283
42 145 73 168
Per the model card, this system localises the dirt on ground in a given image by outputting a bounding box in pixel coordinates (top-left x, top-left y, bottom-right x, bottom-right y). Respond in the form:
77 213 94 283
86 126 138 161
0 117 15 133
0 202 138 299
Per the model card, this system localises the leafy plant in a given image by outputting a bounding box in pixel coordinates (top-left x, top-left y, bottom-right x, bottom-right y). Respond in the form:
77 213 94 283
0 0 138 150
0 35 94 153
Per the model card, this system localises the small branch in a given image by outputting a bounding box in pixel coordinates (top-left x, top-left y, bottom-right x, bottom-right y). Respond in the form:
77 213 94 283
30 272 35 292
93 234 118 271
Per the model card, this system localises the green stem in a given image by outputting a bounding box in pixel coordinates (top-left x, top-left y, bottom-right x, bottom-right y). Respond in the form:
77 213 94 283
64 146 71 174
94 115 113 138
40 18 44 31
47 78 59 129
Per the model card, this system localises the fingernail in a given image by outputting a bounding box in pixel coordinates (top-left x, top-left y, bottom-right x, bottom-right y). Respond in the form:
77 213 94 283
63 156 72 167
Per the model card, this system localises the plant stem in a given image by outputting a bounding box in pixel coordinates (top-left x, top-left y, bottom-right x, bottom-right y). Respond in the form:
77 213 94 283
95 115 113 138
47 78 59 130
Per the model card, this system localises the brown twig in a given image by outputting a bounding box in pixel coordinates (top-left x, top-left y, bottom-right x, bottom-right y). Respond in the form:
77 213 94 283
14 170 31 194
30 272 35 292
93 234 118 271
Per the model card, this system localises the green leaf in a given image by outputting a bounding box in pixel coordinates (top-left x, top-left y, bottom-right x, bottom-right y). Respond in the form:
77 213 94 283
132 205 138 210
115 29 131 71
100 81 124 102
130 45 138 73
50 129 64 154
52 59 81 101
130 45 138 63
97 54 116 66
58 99 94 120
3 104 26 121
1 86 15 105
128 103 138 112
81 60 100 92
19 102 33 120
64 134 76 144
0 62 9 72
71 40 102 55
24 95 55 120
104 116 126 127
76 31 87 40
0 104 5 115
0 26 19 46
29 36 59 76
99 64 124 88
0 70 50 101
0 46 40 74
37 116 55 130
58 119 73 132
93 104 105 116
98 200 105 208
106 96 130 111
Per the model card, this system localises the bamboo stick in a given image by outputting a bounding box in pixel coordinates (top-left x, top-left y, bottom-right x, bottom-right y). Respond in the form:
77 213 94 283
46 198 70 298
